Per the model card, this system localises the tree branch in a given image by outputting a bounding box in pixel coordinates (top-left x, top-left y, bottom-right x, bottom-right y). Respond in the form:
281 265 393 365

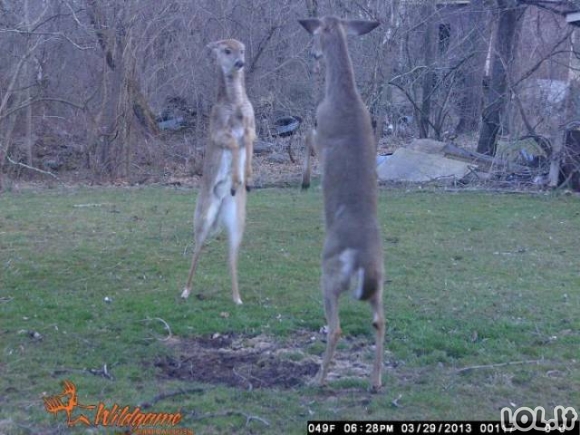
457 359 544 373
6 155 60 180
190 410 270 427
139 388 206 409
0 97 87 121
512 29 574 88
248 25 279 74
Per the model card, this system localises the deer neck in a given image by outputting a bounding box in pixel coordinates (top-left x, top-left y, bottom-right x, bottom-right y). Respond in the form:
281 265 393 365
217 70 246 105
324 33 358 101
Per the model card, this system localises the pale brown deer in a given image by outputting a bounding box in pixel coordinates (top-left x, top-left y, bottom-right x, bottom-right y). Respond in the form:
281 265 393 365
299 17 385 391
181 39 256 305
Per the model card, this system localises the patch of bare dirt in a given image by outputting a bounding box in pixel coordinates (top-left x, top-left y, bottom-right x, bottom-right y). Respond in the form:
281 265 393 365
154 331 382 390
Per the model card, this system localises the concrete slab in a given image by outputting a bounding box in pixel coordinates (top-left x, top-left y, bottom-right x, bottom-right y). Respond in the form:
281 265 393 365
377 147 476 182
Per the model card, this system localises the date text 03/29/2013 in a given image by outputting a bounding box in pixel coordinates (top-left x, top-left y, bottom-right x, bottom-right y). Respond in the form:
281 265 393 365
306 420 580 435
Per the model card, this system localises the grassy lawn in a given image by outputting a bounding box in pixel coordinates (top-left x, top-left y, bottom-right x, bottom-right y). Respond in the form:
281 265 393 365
0 185 578 434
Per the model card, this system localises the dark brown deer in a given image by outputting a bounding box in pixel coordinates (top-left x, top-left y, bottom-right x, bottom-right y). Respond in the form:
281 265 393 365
299 16 385 391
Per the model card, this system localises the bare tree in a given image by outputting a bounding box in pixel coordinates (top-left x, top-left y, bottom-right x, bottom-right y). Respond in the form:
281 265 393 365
455 0 489 134
1 0 579 189
385 3 493 141
0 1 77 187
477 0 526 156
419 3 436 138
84 0 160 178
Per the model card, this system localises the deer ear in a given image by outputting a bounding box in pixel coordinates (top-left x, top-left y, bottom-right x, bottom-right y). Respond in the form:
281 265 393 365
206 41 221 53
298 19 321 35
344 20 380 36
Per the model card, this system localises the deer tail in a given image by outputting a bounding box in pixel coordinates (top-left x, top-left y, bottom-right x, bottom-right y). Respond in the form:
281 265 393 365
354 256 382 301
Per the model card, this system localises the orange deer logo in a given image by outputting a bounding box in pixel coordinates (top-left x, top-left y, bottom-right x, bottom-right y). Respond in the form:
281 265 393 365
43 380 96 426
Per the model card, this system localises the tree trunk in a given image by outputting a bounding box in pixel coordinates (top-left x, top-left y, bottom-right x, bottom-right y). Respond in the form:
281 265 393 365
419 5 436 139
86 0 159 180
550 29 580 188
477 0 524 156
0 109 19 191
100 40 125 176
456 0 489 134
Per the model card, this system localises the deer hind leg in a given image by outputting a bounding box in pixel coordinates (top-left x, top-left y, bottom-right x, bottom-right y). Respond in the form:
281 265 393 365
314 255 349 386
222 191 246 305
368 287 385 392
181 242 203 300
181 199 220 299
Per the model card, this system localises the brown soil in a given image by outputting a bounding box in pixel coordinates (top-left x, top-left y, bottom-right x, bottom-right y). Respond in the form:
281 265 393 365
154 331 380 390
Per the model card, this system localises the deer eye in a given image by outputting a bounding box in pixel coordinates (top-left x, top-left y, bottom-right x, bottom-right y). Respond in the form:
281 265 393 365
224 48 231 55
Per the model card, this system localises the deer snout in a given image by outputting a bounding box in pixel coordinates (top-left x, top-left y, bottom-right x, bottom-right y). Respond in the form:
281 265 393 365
234 60 244 69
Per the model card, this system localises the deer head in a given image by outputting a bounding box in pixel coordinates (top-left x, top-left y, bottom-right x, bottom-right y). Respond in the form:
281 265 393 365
298 17 380 59
207 39 246 77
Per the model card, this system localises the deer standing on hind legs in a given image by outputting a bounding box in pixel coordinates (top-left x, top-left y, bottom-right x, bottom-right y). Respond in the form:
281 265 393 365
181 39 256 305
298 17 385 392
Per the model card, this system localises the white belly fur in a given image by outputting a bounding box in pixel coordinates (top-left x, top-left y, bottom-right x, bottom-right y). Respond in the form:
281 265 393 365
238 146 247 184
214 147 246 199
232 125 244 141
209 146 246 236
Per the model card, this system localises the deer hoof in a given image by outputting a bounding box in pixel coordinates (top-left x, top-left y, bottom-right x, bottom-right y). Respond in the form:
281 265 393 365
368 383 382 394
245 184 252 193
180 288 191 299
233 296 243 305
311 370 327 387
306 376 320 387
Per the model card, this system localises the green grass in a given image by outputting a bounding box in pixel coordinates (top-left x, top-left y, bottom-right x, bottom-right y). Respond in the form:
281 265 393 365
0 185 578 434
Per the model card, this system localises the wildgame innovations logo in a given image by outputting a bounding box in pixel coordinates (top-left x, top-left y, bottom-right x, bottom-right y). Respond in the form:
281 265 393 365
43 380 193 434
501 405 578 433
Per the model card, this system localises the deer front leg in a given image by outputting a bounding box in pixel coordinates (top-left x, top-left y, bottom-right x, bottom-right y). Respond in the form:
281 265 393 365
243 124 255 191
213 130 242 196
230 146 242 196
302 129 316 190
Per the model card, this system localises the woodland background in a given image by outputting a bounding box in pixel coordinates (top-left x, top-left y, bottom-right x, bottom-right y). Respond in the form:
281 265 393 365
1 0 580 189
